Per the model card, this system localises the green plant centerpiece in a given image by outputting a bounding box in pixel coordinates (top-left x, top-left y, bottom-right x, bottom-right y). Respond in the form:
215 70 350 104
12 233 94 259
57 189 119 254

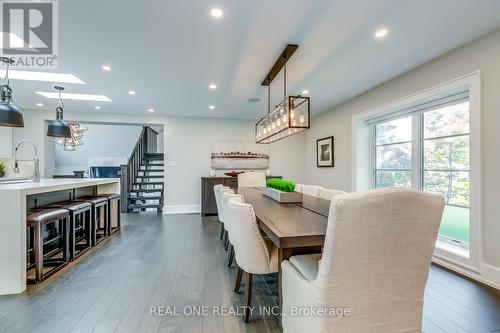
0 162 6 178
263 178 303 203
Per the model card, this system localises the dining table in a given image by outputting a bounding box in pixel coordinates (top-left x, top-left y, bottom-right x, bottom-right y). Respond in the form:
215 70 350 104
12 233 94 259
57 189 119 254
236 187 331 312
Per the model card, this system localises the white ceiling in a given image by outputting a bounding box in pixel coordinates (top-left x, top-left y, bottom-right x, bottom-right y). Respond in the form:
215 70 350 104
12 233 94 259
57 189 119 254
8 0 500 119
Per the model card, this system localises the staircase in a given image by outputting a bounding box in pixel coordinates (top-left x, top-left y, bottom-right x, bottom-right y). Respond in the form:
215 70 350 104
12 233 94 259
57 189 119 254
120 127 164 213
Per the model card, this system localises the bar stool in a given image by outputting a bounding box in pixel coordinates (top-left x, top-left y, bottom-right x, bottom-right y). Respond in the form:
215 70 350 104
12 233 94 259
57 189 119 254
46 201 92 261
73 196 109 246
26 208 70 284
97 193 121 235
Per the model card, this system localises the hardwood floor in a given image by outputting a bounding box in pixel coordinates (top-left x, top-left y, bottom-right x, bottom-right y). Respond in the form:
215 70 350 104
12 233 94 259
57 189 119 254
0 213 499 333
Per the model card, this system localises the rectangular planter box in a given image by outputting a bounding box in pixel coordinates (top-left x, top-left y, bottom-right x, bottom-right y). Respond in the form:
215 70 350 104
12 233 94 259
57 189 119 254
262 187 303 203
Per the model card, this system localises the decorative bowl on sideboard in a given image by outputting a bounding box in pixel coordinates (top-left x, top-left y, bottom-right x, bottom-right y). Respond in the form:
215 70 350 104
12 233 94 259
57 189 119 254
224 171 244 178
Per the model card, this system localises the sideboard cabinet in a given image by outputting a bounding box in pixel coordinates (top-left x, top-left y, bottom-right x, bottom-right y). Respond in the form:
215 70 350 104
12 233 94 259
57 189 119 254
201 176 281 216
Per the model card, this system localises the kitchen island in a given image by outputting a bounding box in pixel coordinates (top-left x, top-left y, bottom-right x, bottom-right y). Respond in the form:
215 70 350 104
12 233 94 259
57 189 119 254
0 178 120 295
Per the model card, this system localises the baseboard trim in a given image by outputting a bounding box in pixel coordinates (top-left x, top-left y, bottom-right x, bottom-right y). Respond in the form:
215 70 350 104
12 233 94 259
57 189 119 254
162 204 201 215
432 256 500 291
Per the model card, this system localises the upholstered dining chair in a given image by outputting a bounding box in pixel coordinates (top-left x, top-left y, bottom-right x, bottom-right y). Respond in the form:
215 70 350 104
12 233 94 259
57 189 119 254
222 191 245 267
318 188 346 201
237 172 266 188
214 185 233 248
281 187 445 333
213 184 228 239
226 196 279 322
301 184 323 197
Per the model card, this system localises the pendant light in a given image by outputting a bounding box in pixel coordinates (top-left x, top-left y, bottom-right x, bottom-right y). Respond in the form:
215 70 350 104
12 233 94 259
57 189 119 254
0 57 24 127
47 86 71 138
255 44 310 144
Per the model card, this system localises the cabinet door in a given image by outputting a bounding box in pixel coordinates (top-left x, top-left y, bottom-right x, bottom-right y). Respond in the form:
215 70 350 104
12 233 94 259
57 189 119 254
0 127 12 158
202 178 224 215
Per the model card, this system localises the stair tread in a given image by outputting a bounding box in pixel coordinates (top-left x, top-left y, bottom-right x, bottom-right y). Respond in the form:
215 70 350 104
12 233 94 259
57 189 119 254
138 168 164 171
133 181 164 184
128 204 163 209
129 196 163 200
129 189 164 193
136 175 164 178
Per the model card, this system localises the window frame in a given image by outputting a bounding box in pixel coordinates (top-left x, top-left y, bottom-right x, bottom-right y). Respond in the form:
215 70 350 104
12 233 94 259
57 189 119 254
352 71 482 272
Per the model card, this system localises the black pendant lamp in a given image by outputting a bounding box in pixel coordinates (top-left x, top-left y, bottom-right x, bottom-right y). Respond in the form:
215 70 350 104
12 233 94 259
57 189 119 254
47 86 71 138
0 57 24 127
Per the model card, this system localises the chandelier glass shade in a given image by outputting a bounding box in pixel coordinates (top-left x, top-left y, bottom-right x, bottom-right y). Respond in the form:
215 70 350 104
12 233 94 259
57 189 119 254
55 122 88 151
255 95 310 144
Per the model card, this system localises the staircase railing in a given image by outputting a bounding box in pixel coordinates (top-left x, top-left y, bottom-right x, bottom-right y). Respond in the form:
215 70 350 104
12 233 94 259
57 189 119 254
120 126 159 212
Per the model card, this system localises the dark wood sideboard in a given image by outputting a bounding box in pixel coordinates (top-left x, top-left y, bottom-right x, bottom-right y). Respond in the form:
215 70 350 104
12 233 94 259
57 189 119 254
201 176 281 216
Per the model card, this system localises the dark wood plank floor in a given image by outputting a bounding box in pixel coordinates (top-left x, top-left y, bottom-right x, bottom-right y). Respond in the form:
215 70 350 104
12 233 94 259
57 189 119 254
0 213 499 333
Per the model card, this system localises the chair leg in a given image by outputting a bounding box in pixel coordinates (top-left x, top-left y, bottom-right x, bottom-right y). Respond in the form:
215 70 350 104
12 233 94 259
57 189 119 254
223 231 229 250
219 222 224 240
243 272 253 322
234 265 243 292
34 223 43 283
227 244 234 267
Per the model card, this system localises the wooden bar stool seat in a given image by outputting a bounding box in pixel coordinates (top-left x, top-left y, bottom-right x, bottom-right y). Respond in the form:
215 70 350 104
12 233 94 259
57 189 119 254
73 196 109 246
26 208 70 284
97 193 121 235
46 201 92 261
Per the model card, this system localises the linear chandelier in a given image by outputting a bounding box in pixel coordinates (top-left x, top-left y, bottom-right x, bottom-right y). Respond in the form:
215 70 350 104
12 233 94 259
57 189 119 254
255 44 310 144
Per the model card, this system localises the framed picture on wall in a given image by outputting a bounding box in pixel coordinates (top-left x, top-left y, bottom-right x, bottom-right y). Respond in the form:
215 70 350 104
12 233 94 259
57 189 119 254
317 136 334 167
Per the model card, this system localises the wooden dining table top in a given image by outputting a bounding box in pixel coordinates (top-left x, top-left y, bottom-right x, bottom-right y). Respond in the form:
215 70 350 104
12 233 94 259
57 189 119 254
236 187 331 248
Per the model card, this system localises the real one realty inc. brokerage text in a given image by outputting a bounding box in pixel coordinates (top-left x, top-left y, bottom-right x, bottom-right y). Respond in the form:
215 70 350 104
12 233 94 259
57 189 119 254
149 305 352 318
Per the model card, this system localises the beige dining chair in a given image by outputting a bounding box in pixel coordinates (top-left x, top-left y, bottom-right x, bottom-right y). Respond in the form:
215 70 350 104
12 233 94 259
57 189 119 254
213 185 233 248
213 184 228 239
237 172 266 188
226 196 279 322
222 191 245 267
281 187 445 333
301 184 323 197
318 188 346 201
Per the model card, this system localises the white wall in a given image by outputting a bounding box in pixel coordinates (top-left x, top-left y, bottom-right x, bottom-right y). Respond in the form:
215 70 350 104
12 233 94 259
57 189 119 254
303 29 500 277
54 124 142 174
163 116 305 212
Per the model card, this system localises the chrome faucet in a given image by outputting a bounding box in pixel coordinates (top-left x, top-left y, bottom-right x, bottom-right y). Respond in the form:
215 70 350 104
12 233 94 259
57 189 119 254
13 140 40 182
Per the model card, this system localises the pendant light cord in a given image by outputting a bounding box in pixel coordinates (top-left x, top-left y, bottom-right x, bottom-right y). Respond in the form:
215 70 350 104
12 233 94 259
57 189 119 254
4 60 10 87
58 88 64 109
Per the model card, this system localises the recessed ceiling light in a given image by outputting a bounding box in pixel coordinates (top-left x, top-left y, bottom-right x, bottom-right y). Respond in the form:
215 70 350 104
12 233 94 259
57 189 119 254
35 92 112 102
101 65 111 72
0 70 85 84
375 29 388 39
148 108 155 113
94 106 101 110
209 84 217 90
128 90 136 95
211 8 223 18
36 102 44 107
209 105 215 110
301 90 309 95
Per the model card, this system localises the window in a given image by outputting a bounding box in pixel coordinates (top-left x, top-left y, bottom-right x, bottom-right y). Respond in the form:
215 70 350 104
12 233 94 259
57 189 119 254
374 116 412 188
373 99 470 248
353 72 481 271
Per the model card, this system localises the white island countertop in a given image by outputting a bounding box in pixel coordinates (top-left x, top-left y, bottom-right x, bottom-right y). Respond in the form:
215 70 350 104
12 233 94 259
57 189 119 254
0 178 119 194
0 178 120 295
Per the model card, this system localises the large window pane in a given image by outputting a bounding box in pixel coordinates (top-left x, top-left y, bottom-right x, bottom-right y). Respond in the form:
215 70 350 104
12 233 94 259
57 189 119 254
423 171 470 207
376 116 412 145
376 170 411 188
424 136 469 170
439 205 470 244
376 143 411 169
424 101 469 139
